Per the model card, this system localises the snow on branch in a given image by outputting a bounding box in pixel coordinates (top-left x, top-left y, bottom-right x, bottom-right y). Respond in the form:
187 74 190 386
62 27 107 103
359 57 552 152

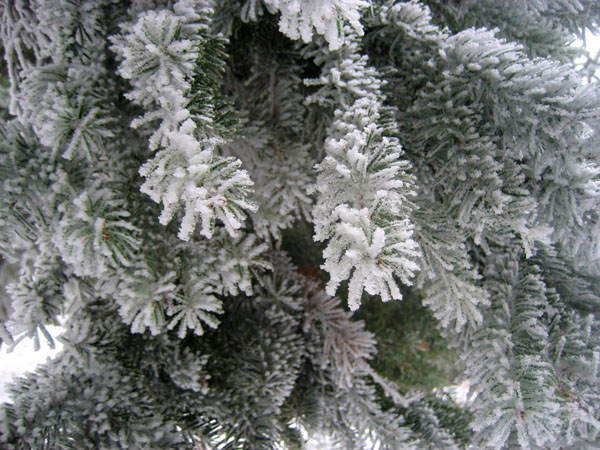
312 35 420 310
111 1 255 241
243 0 369 50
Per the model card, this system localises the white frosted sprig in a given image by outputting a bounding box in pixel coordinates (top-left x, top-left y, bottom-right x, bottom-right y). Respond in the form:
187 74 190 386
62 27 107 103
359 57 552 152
322 204 419 310
113 9 198 109
263 0 369 50
110 3 205 145
56 188 141 278
112 4 256 241
38 95 114 161
314 98 419 310
215 233 272 296
116 264 178 336
167 273 223 339
139 119 256 241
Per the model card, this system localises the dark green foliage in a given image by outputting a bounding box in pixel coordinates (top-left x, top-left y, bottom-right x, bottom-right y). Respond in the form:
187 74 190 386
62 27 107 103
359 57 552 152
356 290 457 393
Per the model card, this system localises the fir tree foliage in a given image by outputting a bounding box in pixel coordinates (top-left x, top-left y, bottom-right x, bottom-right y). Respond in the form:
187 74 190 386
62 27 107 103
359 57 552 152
464 250 561 449
240 0 369 50
0 0 599 449
111 0 257 241
310 31 420 311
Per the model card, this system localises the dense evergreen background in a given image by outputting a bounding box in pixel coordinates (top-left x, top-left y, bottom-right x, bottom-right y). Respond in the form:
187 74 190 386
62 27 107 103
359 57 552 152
0 1 599 448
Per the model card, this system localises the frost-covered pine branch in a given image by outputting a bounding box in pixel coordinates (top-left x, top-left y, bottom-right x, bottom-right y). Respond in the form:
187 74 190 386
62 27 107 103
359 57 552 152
0 1 599 448
311 31 420 310
111 0 256 241
464 251 562 449
303 282 376 387
413 203 489 331
241 0 369 50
